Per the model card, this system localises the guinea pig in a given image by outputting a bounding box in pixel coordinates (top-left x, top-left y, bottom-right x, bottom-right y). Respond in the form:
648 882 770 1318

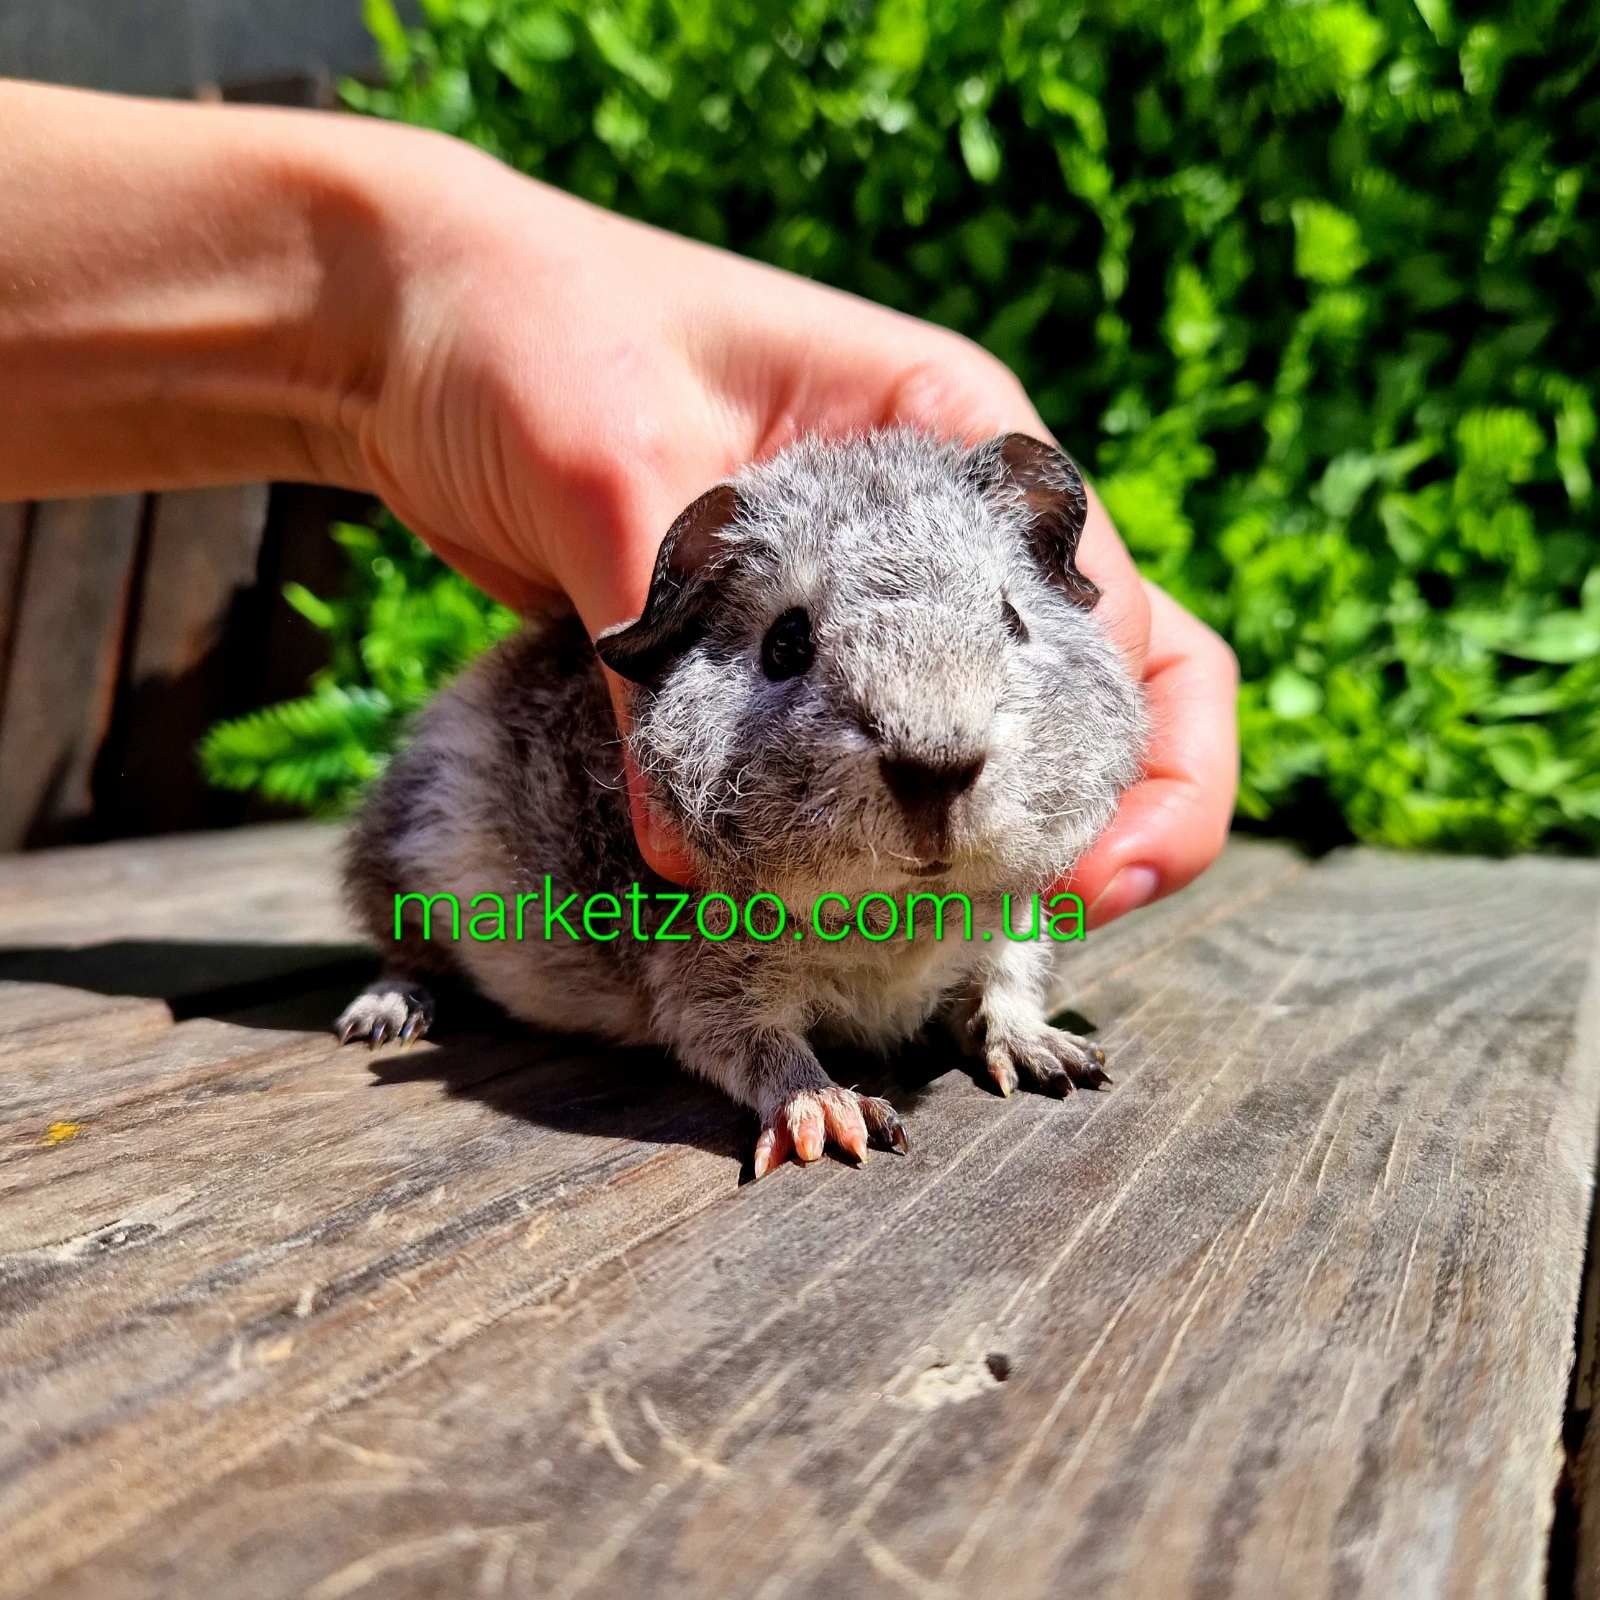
336 427 1147 1176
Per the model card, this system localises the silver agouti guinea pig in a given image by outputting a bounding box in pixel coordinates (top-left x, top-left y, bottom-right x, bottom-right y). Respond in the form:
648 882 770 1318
336 427 1147 1176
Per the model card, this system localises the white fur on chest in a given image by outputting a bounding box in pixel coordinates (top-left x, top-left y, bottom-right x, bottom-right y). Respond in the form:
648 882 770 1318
779 902 1001 1049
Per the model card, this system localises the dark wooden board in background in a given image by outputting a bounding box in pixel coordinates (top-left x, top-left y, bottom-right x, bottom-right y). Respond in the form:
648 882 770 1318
0 496 144 850
102 484 271 838
0 481 373 852
0 501 29 722
0 0 403 99
2 826 1597 1599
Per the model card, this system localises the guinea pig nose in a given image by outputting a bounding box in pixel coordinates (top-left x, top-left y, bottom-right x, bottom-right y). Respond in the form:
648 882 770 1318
879 752 988 816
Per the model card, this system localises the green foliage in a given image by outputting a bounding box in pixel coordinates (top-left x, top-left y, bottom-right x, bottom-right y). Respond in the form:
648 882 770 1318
213 0 1600 852
201 518 519 811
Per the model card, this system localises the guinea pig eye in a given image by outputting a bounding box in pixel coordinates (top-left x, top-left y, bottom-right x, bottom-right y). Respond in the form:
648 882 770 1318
760 607 814 681
1001 598 1030 643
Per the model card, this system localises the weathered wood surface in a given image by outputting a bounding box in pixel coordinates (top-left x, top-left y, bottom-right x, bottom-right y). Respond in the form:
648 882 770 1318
0 501 28 718
1563 952 1600 1600
1 824 1598 1600
0 496 145 850
106 483 272 839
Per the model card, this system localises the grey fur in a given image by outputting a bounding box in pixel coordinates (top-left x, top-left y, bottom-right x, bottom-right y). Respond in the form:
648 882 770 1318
337 428 1147 1165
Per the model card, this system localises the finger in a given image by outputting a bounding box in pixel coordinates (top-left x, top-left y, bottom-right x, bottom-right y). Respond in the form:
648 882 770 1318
563 464 713 889
1064 582 1239 926
609 694 697 885
435 493 701 885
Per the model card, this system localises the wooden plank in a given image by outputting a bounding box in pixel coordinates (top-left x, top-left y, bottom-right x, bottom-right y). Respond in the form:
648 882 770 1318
0 0 405 99
1564 946 1600 1600
120 848 1589 1600
0 495 143 851
0 819 344 940
0 502 29 719
1 832 1595 1598
100 483 271 838
250 485 368 707
0 821 356 1039
0 829 1302 1593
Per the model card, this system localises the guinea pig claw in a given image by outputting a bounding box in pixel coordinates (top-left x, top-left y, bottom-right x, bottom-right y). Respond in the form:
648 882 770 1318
752 1113 799 1180
859 1095 909 1155
985 1052 1020 1098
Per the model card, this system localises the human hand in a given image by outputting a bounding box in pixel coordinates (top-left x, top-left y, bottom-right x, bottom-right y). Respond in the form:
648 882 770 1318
350 140 1237 922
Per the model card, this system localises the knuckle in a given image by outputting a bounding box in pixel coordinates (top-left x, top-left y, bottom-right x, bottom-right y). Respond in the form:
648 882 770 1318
894 335 1030 433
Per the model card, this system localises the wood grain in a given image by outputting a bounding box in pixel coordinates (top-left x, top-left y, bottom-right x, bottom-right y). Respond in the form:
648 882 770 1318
0 502 29 721
1565 931 1600 1600
99 483 271 838
0 495 144 850
248 485 367 722
1 827 1597 1600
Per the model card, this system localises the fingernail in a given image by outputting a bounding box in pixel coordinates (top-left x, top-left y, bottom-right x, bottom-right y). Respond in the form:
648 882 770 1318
1088 865 1160 927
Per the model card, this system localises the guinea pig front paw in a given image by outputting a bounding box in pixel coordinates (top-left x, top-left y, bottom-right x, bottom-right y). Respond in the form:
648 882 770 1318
334 976 435 1049
980 1022 1111 1099
752 1084 909 1179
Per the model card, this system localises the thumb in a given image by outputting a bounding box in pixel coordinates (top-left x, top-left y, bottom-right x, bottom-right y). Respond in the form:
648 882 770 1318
560 462 707 887
603 672 699 885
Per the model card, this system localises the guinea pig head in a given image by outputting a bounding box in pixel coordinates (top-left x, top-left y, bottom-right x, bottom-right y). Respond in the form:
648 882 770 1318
595 429 1145 896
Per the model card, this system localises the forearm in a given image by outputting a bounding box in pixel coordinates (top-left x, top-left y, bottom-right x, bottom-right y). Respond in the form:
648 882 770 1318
0 80 441 499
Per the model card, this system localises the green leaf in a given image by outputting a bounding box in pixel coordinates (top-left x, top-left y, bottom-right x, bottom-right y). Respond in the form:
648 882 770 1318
1290 201 1368 285
1515 611 1600 664
959 115 1001 184
362 0 410 74
282 582 336 632
1268 669 1325 718
1163 264 1221 358
1456 408 1544 482
864 0 929 73
511 10 575 61
1484 728 1583 796
586 13 671 99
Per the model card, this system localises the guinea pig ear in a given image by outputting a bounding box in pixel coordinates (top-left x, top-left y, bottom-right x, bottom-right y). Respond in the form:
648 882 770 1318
593 483 741 686
971 433 1099 609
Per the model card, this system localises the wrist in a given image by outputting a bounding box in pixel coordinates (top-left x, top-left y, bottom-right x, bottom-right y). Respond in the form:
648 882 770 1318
243 112 482 493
